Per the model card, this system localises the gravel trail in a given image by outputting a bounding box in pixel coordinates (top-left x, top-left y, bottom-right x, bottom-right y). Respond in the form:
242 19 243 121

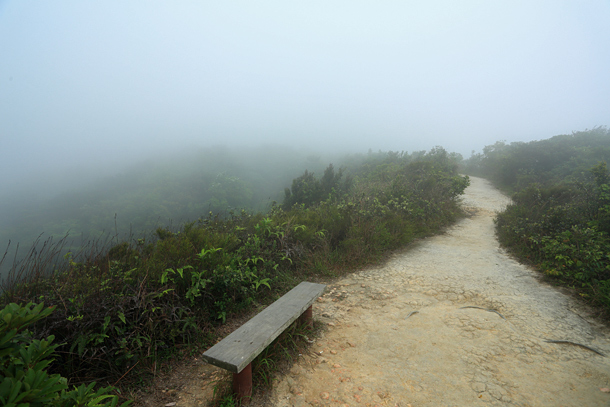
269 176 610 407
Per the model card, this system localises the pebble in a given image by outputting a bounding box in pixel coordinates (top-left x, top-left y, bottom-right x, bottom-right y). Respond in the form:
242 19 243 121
472 382 486 392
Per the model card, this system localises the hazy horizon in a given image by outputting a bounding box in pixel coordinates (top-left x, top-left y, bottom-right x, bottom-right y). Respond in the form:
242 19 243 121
2 1 609 197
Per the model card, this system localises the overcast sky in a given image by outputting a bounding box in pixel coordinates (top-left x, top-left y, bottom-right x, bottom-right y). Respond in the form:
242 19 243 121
1 1 609 188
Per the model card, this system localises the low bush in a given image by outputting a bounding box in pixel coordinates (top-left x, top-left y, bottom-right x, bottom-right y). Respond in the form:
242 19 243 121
1 148 469 400
496 163 610 312
0 302 130 406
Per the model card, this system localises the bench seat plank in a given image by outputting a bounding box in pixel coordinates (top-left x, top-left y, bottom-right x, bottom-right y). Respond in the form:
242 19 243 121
202 281 326 373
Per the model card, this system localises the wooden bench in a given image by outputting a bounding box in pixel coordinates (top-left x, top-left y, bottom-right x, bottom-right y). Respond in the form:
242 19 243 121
202 281 326 401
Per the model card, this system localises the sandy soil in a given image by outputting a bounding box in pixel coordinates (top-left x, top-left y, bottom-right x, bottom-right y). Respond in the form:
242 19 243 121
138 176 610 407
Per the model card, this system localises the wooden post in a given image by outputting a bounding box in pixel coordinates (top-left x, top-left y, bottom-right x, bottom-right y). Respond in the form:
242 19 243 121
298 305 314 330
233 363 252 403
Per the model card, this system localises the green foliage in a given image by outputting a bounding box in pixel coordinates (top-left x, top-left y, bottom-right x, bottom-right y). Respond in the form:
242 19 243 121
218 394 237 407
1 146 469 399
277 148 469 269
0 302 130 407
489 130 610 313
497 177 610 310
1 146 333 278
462 127 610 193
282 164 351 209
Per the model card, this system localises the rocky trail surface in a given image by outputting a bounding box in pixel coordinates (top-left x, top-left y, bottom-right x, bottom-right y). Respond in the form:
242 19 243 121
140 177 610 407
267 177 610 407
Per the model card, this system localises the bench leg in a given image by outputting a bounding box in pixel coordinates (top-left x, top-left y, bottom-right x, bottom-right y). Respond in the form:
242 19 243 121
233 363 252 402
298 305 314 329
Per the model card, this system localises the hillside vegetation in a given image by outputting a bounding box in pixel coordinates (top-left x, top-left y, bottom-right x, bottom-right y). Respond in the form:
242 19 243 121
1 145 336 277
463 127 610 315
1 147 468 404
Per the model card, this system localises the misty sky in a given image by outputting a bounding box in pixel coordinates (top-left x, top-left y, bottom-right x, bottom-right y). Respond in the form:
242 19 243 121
2 1 610 190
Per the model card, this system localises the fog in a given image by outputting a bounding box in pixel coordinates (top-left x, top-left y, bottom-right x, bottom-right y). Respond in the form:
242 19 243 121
1 1 609 212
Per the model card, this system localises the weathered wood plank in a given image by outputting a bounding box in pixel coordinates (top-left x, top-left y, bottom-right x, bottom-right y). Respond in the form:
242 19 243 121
202 281 326 373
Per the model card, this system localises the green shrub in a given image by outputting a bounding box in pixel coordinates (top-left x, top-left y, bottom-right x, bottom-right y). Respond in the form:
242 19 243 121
0 302 130 407
282 164 350 209
1 147 469 395
495 162 610 312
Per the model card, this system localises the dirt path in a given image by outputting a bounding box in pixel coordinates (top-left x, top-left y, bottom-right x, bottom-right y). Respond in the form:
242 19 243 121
267 177 610 407
142 177 610 407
